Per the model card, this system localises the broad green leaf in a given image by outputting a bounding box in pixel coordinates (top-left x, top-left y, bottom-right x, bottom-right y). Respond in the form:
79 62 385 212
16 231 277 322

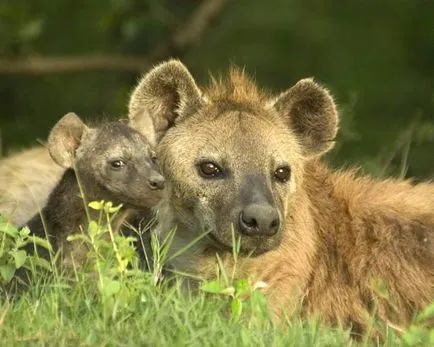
231 298 243 321
108 204 123 214
200 280 226 294
88 201 104 210
13 249 27 268
234 279 250 297
88 221 99 237
0 222 19 238
0 264 16 282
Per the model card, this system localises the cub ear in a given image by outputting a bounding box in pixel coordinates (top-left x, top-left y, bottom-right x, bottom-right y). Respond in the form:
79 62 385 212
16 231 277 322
272 78 339 157
128 59 203 147
48 112 88 168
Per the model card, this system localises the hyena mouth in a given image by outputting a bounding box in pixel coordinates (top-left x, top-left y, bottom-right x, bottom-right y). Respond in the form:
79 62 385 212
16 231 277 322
206 231 270 257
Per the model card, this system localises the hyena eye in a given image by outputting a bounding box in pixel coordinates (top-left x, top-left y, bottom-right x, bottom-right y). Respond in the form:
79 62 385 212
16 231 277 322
197 161 222 179
274 166 291 183
110 160 126 170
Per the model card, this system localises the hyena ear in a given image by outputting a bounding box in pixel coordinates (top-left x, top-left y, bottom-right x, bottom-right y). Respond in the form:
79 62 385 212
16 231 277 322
48 112 88 168
128 59 203 146
272 78 339 157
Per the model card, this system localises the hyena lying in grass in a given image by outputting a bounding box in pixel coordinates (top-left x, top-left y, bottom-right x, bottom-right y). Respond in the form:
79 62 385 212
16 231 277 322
127 60 434 335
22 112 164 267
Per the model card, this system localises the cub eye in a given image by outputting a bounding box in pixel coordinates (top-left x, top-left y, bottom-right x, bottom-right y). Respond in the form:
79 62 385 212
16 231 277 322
110 160 126 170
274 166 291 183
197 161 222 179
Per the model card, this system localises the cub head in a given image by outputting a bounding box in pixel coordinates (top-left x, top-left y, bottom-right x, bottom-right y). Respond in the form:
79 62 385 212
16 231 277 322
48 112 165 209
129 60 338 255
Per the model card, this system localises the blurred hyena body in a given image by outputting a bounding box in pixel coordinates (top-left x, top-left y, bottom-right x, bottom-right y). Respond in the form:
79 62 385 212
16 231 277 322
0 146 64 225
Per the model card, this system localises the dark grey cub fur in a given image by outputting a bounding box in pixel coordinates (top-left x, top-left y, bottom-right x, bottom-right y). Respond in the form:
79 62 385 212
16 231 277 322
22 112 165 268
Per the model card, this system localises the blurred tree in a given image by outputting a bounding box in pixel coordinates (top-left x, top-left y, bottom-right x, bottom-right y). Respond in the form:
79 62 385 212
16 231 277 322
0 0 432 179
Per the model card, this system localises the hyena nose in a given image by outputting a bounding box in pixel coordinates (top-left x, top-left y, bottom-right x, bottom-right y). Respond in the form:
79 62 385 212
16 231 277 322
147 174 165 190
239 204 280 237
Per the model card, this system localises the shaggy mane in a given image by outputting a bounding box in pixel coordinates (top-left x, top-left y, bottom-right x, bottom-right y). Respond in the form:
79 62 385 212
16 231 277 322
204 67 271 107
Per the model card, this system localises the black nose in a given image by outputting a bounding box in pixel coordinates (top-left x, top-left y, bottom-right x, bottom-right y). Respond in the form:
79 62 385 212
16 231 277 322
147 174 165 190
238 204 280 237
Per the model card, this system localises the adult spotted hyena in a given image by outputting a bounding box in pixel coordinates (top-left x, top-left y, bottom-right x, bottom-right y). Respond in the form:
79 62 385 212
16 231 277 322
127 60 434 334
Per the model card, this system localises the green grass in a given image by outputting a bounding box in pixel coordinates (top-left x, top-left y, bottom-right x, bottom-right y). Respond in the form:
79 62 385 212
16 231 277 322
0 274 355 346
0 266 350 345
0 202 432 346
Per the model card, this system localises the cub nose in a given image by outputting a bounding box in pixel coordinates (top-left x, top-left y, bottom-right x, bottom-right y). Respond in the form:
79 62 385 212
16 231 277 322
238 204 280 237
147 173 165 190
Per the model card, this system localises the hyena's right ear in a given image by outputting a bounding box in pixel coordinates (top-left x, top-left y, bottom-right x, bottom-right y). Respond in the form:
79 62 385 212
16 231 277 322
128 59 203 146
48 112 88 168
271 78 339 157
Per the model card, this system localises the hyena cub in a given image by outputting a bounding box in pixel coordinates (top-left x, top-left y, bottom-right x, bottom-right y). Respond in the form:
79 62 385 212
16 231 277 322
22 112 165 267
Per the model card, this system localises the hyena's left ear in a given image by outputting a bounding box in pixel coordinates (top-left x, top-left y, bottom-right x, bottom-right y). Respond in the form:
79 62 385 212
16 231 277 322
271 78 339 157
48 112 88 168
128 59 203 146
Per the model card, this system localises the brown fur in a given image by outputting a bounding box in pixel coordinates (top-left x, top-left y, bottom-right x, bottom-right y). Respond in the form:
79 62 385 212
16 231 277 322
128 59 434 336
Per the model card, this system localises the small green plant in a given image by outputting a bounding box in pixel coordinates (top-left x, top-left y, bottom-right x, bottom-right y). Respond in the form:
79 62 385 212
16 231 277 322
0 214 52 284
200 277 268 322
199 226 269 322
148 225 175 285
66 200 154 321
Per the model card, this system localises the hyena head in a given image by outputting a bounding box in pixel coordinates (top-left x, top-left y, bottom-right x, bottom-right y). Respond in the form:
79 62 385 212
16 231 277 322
128 60 338 256
48 113 165 209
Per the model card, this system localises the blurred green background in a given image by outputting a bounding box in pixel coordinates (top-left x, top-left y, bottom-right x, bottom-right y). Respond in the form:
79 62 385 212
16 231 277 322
0 0 433 179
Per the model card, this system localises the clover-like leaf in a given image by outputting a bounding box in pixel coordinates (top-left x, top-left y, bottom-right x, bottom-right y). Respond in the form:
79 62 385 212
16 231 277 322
88 200 104 210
